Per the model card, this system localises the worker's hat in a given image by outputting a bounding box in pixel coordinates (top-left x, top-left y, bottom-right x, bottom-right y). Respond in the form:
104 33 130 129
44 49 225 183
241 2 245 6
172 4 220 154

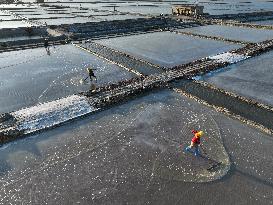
197 131 204 137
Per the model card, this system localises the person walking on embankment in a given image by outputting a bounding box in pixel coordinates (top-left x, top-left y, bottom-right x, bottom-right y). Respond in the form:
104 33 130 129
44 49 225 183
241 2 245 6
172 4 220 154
185 130 204 156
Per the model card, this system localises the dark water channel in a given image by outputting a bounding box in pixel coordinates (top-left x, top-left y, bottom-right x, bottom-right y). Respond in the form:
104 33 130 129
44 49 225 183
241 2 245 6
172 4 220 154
174 80 273 131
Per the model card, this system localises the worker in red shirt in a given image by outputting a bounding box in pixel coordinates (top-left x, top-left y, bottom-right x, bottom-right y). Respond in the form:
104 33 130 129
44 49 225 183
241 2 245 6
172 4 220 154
185 130 204 156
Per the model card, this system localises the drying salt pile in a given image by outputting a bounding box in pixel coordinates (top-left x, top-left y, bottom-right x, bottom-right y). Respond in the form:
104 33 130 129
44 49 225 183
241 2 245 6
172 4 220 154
209 52 249 63
12 95 98 134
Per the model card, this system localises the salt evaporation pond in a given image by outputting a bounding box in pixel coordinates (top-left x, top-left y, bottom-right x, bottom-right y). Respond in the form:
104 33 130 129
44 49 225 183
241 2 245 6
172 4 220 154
200 0 273 15
95 32 241 68
0 14 17 21
0 44 136 113
0 35 42 43
179 25 273 43
27 13 75 19
45 0 273 15
114 4 171 15
3 0 273 16
0 90 272 204
0 20 32 29
38 17 100 25
201 51 273 107
251 20 273 26
96 14 143 21
0 4 37 9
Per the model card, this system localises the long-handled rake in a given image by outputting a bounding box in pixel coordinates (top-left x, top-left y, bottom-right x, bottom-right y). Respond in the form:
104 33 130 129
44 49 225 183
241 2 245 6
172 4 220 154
83 76 89 82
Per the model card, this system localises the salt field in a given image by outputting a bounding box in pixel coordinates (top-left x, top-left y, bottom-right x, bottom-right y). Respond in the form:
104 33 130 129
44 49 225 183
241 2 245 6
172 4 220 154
0 35 42 42
0 12 16 21
0 44 136 113
95 32 241 67
2 3 147 26
0 0 273 204
0 20 32 29
95 14 143 21
113 4 171 16
179 25 273 43
201 51 273 107
251 19 273 26
46 0 273 15
38 17 100 25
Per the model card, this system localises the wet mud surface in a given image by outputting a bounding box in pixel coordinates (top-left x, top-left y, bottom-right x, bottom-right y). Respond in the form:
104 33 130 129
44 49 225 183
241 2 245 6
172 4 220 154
0 44 136 113
0 90 272 204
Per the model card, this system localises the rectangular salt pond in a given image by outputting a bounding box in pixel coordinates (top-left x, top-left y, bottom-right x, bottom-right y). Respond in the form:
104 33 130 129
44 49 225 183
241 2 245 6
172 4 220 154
96 14 143 21
251 20 273 26
38 17 100 25
3 0 273 16
28 13 76 19
0 35 42 43
178 25 273 43
115 4 171 15
46 1 273 15
0 20 32 29
16 14 43 19
0 15 17 21
201 1 273 15
94 32 241 68
0 4 37 9
201 51 273 107
0 44 136 113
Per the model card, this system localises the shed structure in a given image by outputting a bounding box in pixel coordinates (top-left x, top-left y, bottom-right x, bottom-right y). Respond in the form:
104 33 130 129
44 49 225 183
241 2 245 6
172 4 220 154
172 4 204 17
